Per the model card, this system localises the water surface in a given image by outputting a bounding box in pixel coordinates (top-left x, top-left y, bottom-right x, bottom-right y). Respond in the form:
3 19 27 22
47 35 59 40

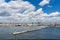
0 26 60 39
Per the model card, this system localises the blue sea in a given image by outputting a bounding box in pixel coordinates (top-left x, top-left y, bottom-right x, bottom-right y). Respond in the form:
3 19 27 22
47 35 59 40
0 26 60 39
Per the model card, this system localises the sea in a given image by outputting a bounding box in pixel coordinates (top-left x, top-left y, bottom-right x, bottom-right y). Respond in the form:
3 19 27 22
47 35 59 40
0 26 60 39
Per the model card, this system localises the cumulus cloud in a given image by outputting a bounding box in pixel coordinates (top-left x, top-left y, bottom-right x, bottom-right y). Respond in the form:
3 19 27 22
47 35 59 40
0 0 60 23
49 12 60 17
39 0 50 6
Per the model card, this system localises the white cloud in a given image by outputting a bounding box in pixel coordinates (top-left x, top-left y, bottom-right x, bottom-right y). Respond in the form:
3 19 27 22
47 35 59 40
0 0 60 23
39 0 50 6
49 12 60 17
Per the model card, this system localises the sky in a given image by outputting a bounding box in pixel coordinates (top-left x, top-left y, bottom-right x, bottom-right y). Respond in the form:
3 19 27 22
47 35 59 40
5 0 60 13
0 0 60 23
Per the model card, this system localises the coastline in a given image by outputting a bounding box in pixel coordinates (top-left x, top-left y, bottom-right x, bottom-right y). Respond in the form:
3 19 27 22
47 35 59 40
0 23 60 27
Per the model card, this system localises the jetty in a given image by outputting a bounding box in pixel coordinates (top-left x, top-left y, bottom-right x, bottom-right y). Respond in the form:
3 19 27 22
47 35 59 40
12 26 47 35
12 29 40 35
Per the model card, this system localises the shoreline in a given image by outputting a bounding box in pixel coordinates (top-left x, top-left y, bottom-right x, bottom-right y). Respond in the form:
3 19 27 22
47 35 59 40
0 24 60 27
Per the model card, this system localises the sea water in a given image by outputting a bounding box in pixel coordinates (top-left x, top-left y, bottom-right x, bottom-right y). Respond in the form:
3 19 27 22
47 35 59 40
0 26 60 39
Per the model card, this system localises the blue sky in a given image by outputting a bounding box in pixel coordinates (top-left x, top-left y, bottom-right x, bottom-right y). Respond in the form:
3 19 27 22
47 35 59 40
24 0 60 13
5 0 60 13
